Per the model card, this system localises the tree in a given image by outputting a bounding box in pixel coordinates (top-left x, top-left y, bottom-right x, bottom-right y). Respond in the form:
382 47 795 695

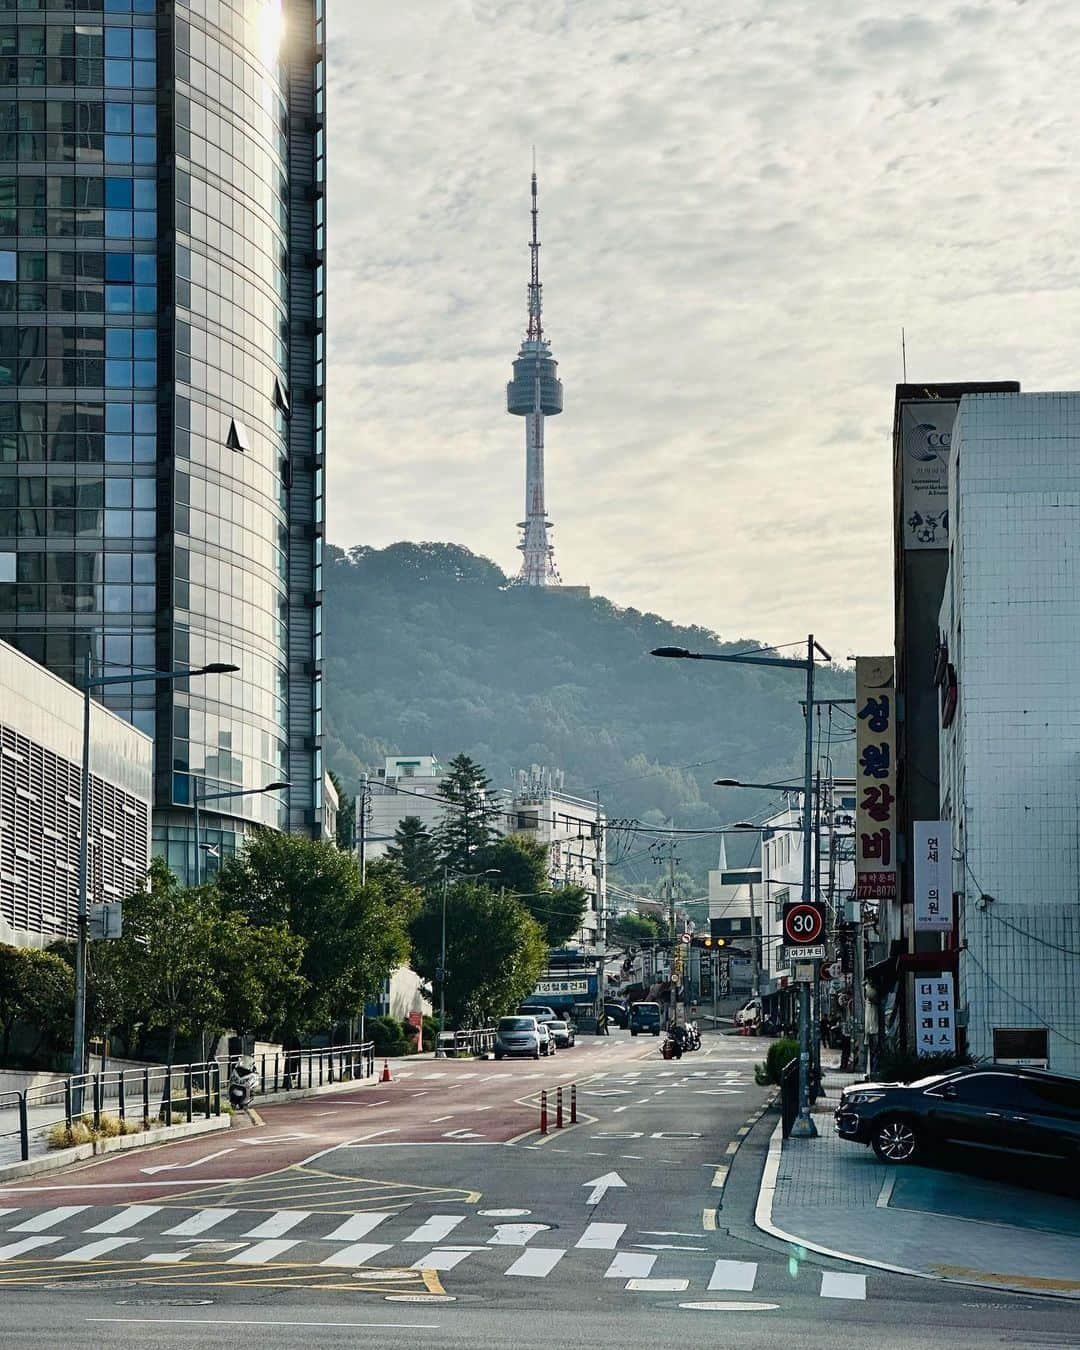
436 753 500 871
384 815 441 894
328 768 356 852
474 833 588 947
409 882 546 1026
218 831 414 1034
611 911 666 946
215 912 306 1040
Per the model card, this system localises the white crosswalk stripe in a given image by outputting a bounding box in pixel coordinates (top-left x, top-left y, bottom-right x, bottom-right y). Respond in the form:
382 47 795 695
243 1210 311 1239
709 1259 757 1291
604 1252 655 1279
10 1206 88 1232
86 1206 161 1235
576 1223 625 1249
504 1247 566 1278
821 1271 866 1300
323 1212 393 1242
57 1237 138 1262
402 1214 466 1243
319 1242 391 1268
0 1236 62 1260
142 1251 191 1264
0 1210 19 1222
411 1248 472 1271
227 1240 300 1265
161 1208 236 1237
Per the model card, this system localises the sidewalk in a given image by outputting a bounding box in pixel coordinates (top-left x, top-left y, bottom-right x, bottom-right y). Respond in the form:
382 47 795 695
756 1065 1080 1299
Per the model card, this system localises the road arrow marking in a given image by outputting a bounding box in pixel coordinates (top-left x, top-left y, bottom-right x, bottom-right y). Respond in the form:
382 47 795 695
140 1149 234 1175
236 1133 316 1146
583 1171 627 1206
443 1129 484 1140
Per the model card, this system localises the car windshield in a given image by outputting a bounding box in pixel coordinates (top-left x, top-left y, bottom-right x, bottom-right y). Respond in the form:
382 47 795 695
548 1021 566 1031
499 1017 535 1031
909 1071 961 1089
634 1003 660 1013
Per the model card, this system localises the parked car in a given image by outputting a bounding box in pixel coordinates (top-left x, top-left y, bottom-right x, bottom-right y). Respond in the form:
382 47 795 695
629 1001 662 1036
537 1020 556 1056
733 997 762 1028
518 1004 559 1026
604 1000 628 1029
548 1019 576 1049
835 1065 1080 1165
494 1015 542 1061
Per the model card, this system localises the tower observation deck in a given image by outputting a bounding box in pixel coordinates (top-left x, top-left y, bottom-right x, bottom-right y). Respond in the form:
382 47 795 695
507 166 563 585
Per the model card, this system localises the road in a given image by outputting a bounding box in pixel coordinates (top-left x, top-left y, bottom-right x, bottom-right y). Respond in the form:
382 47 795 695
0 1030 1074 1348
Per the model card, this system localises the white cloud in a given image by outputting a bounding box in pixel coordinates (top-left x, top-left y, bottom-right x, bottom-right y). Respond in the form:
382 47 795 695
325 0 1079 657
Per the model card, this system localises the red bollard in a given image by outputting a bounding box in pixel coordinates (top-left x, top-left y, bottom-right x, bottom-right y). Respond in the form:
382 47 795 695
570 1083 577 1124
556 1085 564 1128
540 1089 548 1135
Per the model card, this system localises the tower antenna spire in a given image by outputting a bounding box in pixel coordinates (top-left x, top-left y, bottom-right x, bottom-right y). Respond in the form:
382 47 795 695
527 152 542 342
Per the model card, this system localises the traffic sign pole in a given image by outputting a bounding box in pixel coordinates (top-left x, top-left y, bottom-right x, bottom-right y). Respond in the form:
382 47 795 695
790 634 818 1140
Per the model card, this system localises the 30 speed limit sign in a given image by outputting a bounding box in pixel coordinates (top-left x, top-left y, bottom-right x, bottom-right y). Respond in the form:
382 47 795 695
782 902 825 946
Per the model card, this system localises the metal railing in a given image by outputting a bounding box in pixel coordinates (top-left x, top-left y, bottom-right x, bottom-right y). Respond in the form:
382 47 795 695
220 1040 375 1095
0 1060 223 1165
435 1028 496 1058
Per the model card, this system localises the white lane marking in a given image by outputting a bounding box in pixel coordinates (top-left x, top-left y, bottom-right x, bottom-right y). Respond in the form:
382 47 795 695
488 1223 550 1246
479 1209 529 1218
57 1236 138 1262
702 1208 717 1231
821 1271 867 1300
324 1212 394 1242
227 1240 301 1265
712 1166 729 1188
679 1300 776 1311
0 1236 62 1259
430 1116 455 1123
243 1210 311 1239
142 1251 191 1263
0 1209 17 1221
629 1278 689 1292
612 1106 628 1114
87 1319 442 1330
162 1208 236 1237
403 1215 466 1244
411 1248 472 1271
86 1206 161 1234
709 1259 758 1291
10 1206 89 1232
342 1128 399 1144
419 1073 448 1080
604 1252 656 1278
504 1247 565 1278
576 1223 625 1250
319 1243 391 1268
638 1244 706 1251
639 1231 701 1238
142 1148 236 1174
725 1140 739 1156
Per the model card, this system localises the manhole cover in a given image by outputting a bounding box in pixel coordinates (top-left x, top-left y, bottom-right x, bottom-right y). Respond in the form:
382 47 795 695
385 1294 456 1303
679 1301 779 1312
479 1208 530 1218
352 1270 414 1281
115 1300 214 1308
182 1241 246 1254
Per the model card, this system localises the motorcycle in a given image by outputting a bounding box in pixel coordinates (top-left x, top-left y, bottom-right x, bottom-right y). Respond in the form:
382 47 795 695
662 1026 686 1060
228 1056 259 1110
684 1022 701 1050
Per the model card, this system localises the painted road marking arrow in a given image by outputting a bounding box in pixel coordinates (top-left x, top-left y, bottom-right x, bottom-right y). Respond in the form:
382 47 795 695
583 1171 627 1206
141 1148 234 1175
236 1133 316 1146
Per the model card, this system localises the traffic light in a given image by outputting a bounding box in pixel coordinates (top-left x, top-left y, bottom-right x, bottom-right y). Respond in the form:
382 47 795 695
690 935 725 950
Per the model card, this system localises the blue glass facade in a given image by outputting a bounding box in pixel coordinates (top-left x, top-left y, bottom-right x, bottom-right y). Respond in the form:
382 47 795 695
0 0 325 879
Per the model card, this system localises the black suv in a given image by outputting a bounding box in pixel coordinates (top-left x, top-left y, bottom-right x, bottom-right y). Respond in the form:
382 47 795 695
835 1065 1080 1165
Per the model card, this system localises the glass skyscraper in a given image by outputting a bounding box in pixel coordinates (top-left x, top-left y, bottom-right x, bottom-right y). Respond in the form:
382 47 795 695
0 0 326 878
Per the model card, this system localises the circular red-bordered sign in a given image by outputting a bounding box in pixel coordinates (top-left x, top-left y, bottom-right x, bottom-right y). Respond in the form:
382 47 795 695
782 902 824 945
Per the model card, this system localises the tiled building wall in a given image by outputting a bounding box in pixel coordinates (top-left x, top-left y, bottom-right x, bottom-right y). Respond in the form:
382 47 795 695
942 393 1080 1074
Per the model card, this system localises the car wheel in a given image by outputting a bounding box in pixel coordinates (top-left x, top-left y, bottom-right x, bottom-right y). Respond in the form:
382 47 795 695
653 1029 660 1036
872 1117 919 1164
494 1052 503 1061
630 1029 638 1036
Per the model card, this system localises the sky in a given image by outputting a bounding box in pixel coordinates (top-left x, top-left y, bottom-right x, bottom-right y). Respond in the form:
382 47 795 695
324 0 1080 659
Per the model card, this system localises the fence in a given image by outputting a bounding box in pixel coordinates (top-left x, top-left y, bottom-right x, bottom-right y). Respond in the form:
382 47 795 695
435 1028 496 1058
219 1040 375 1094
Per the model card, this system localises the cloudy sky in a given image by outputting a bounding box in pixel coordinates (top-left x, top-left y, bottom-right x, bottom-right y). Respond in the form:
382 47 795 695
325 0 1079 658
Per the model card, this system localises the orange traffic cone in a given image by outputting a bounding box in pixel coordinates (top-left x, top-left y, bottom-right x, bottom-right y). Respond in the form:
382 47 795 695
380 1059 391 1083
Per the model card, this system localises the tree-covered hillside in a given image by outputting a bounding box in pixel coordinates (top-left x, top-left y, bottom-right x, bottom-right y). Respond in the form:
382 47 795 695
324 542 854 886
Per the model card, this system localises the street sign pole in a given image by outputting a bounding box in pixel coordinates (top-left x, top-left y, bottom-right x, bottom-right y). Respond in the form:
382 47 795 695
790 635 818 1139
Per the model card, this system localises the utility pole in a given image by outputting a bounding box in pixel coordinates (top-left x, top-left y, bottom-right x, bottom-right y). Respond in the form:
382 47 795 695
357 776 368 885
594 790 606 1026
791 633 819 1138
667 838 679 1028
748 878 760 1004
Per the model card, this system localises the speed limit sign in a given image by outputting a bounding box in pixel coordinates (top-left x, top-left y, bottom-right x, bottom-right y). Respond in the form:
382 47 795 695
782 902 825 946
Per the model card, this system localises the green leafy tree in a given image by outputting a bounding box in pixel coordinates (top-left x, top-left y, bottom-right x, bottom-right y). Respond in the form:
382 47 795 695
384 815 441 894
436 753 499 871
409 881 546 1026
328 768 356 852
610 911 666 946
0 945 70 1062
215 912 306 1040
218 831 413 1034
0 944 29 1062
474 833 588 947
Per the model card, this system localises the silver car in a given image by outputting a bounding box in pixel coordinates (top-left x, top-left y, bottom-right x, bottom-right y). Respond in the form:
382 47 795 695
494 1015 542 1060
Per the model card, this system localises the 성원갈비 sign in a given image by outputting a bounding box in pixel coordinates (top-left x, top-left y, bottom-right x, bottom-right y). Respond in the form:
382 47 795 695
856 657 897 903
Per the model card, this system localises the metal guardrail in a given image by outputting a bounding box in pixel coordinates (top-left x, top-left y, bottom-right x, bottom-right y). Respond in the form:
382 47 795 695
435 1028 496 1058
220 1040 375 1094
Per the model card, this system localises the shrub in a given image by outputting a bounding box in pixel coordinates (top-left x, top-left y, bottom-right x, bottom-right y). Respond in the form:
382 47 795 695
368 1014 409 1056
46 1120 93 1150
755 1037 800 1086
875 1047 972 1082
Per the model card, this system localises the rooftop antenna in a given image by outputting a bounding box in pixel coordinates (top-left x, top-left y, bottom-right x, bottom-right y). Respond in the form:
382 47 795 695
901 327 908 382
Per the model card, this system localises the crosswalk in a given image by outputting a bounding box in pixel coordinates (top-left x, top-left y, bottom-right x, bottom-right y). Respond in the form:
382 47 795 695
0 1204 867 1300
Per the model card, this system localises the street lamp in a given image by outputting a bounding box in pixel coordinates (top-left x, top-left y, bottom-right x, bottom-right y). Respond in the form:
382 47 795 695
436 867 499 1058
192 778 290 885
72 656 240 1081
715 778 806 792
651 633 830 1138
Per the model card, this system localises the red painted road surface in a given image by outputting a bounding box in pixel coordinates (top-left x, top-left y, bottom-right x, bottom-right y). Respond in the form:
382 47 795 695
0 1036 656 1209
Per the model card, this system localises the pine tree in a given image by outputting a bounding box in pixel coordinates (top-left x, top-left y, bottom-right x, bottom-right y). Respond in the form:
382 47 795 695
436 752 499 872
384 815 441 895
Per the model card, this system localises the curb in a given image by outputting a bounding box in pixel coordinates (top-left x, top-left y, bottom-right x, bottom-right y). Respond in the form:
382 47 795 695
0 1114 230 1186
753 1120 1079 1301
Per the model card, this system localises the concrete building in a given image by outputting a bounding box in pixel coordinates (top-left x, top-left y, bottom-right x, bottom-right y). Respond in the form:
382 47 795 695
0 636 151 949
362 756 447 865
939 391 1080 1075
0 1 328 881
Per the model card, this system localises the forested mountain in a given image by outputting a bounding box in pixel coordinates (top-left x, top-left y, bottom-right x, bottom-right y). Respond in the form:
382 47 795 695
324 542 854 887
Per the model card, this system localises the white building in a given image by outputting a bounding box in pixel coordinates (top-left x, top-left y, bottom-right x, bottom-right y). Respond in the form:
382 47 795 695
0 638 152 950
362 755 448 863
939 391 1080 1075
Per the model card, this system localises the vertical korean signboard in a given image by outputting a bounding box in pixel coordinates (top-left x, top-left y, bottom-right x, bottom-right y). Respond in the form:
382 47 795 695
916 974 956 1056
856 657 897 903
914 820 953 932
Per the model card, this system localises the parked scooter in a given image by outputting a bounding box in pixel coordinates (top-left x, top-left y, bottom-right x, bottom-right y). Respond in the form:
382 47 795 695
228 1056 259 1110
684 1022 701 1050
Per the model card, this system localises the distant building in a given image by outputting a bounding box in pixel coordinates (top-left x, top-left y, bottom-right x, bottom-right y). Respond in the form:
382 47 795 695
323 773 339 847
939 392 1080 1074
0 637 151 950
362 755 447 864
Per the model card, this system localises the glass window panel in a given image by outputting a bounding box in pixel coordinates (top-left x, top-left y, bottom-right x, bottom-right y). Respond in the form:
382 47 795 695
104 433 132 461
131 30 153 60
0 247 12 280
131 433 154 462
132 358 155 387
132 553 153 582
132 207 154 235
132 284 154 312
131 508 154 536
104 135 131 163
132 404 153 433
104 508 130 535
104 29 131 59
105 402 132 431
132 61 154 89
105 283 132 312
105 103 131 134
106 328 132 357
105 478 131 506
133 254 154 282
104 59 131 87
104 552 130 581
132 328 153 358
105 208 132 236
105 358 132 386
104 177 132 207
131 478 153 508
132 104 154 134
131 583 154 610
132 179 154 209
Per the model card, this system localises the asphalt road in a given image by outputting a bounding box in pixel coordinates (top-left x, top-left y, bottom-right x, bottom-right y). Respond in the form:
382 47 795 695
0 1031 1075 1348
